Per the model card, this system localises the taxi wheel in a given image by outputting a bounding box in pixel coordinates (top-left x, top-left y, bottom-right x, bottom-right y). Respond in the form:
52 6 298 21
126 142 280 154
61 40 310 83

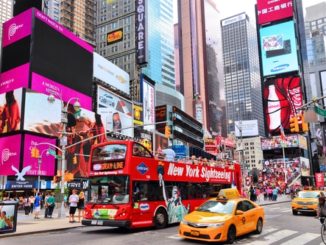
154 208 167 229
255 218 263 234
292 210 298 215
226 225 236 244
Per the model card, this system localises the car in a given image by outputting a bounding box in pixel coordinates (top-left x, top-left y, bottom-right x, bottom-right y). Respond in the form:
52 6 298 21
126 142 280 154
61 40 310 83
291 190 322 215
179 188 265 244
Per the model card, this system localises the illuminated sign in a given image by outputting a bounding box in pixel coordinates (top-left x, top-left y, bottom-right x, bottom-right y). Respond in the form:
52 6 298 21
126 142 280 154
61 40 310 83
260 21 299 77
221 13 246 26
257 0 293 25
92 161 124 171
107 28 123 45
133 104 143 125
136 0 147 65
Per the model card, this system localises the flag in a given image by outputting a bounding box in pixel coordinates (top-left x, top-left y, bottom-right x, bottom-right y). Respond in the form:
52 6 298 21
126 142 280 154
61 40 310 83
280 125 286 141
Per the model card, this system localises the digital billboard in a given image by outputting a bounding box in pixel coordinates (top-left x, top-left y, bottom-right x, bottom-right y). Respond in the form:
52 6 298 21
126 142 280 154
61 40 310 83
93 53 130 95
261 134 298 150
257 0 293 25
0 202 17 234
260 21 299 77
97 86 133 138
0 88 23 134
106 28 123 45
133 104 143 126
300 157 310 177
0 134 21 176
0 64 29 94
141 76 155 131
263 76 303 134
234 120 259 137
23 134 56 176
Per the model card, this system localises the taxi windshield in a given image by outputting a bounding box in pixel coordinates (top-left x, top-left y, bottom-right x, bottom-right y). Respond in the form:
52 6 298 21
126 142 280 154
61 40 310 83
298 191 319 198
197 200 235 214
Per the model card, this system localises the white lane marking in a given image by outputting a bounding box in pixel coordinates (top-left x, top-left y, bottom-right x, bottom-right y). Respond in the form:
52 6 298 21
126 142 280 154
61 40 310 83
280 232 320 245
252 229 297 245
168 234 182 240
281 209 291 213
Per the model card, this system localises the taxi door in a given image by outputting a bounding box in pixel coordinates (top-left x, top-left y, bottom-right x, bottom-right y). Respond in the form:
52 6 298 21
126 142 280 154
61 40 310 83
242 200 257 232
234 201 250 235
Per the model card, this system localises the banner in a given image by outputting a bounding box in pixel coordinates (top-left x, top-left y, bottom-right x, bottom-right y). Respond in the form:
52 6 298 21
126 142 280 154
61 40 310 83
315 173 325 188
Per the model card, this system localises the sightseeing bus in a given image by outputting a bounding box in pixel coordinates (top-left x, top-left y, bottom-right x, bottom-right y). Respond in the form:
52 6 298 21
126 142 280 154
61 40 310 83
82 140 242 229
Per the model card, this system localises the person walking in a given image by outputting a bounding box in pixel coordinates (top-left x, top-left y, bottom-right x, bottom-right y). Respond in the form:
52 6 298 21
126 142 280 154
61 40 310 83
68 189 79 223
29 195 35 214
23 196 30 215
33 193 42 219
44 193 50 218
77 191 85 222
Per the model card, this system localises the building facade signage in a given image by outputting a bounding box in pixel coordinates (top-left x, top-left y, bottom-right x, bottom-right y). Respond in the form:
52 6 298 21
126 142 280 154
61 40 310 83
136 0 147 65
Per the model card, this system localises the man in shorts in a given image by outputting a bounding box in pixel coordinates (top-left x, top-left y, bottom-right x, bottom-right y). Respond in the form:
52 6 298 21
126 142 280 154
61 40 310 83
69 189 79 223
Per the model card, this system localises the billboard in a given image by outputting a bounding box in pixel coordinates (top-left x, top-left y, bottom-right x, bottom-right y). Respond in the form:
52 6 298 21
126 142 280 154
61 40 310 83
23 134 56 176
93 53 130 95
261 134 298 150
0 134 21 176
97 86 133 138
133 104 143 125
263 76 303 134
257 0 293 25
107 28 123 45
136 0 147 65
0 202 17 234
0 88 23 134
300 157 310 177
234 120 259 137
0 64 29 94
260 21 299 77
141 76 155 130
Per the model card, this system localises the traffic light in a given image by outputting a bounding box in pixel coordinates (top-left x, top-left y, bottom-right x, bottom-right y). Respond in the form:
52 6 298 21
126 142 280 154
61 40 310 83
31 147 40 158
164 125 171 138
300 114 309 132
64 172 74 182
289 116 299 133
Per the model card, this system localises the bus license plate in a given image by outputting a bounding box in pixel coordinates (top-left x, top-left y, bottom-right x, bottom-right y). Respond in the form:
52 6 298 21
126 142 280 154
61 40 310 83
97 220 103 225
191 230 200 236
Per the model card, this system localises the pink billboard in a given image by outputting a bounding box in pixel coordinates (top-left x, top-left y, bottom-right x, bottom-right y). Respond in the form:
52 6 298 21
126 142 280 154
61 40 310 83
0 63 30 94
257 0 293 25
23 134 56 176
2 8 33 48
31 72 92 110
0 134 21 176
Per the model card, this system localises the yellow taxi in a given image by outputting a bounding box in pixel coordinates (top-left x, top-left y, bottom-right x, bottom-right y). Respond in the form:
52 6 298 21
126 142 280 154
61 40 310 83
179 188 265 244
291 190 321 215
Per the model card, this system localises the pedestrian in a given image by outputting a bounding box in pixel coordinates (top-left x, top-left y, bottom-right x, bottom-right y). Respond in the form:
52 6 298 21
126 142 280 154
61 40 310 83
44 192 50 218
68 189 79 223
29 195 35 214
77 191 85 222
23 196 30 215
46 193 55 218
272 187 279 201
318 192 326 224
34 193 42 219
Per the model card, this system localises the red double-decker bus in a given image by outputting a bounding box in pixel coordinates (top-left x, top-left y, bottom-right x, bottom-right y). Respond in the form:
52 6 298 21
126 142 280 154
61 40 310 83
82 140 242 229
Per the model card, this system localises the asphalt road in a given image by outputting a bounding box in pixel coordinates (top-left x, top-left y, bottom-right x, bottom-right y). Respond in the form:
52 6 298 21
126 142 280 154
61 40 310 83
0 202 323 245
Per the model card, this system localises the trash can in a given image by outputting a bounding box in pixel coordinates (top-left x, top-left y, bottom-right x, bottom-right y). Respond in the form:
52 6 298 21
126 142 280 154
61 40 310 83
0 201 18 233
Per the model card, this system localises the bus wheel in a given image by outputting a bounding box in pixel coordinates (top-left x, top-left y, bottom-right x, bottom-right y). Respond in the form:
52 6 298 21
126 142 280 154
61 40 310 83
154 208 167 229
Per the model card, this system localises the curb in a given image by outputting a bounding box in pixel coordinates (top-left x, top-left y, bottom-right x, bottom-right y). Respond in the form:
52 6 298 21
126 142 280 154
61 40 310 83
0 225 83 239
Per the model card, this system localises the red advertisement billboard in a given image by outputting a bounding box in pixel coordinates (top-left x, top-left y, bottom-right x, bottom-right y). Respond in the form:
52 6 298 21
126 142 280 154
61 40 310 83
315 173 324 188
257 0 293 25
263 76 303 135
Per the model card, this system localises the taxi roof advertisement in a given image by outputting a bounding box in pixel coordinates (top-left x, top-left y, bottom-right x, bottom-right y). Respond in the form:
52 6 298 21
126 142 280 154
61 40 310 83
257 0 293 25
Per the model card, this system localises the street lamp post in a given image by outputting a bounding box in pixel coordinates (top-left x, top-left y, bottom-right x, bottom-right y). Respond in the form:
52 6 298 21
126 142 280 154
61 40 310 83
37 157 41 195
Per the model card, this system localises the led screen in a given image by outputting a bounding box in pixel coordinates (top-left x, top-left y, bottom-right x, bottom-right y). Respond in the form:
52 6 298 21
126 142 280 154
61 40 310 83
263 76 303 134
260 21 299 77
257 0 293 25
141 76 155 131
97 86 133 138
0 64 29 94
23 134 56 176
0 88 23 134
0 134 21 176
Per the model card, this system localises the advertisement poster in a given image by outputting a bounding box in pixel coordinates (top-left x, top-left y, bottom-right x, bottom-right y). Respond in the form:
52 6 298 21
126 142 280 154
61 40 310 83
263 158 300 187
22 134 57 176
257 0 293 25
0 202 17 233
134 128 152 152
261 135 299 150
0 134 21 176
263 76 303 134
0 88 23 134
260 21 299 77
0 64 30 94
97 86 133 138
133 104 143 126
300 157 310 177
93 53 130 95
142 77 155 131
234 120 259 137
315 173 325 188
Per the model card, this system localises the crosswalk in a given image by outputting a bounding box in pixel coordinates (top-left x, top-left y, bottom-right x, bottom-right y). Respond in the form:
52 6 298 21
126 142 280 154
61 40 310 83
169 227 322 245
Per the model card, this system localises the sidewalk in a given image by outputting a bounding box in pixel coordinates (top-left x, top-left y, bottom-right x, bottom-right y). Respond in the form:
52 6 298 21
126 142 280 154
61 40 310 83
0 196 291 238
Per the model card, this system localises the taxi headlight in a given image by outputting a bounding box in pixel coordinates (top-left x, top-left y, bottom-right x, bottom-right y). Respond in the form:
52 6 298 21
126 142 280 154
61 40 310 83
180 219 189 225
206 222 225 228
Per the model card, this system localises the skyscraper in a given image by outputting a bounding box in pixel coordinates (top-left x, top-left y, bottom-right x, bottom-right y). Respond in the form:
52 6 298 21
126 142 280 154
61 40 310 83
0 0 13 50
96 0 182 107
221 13 264 136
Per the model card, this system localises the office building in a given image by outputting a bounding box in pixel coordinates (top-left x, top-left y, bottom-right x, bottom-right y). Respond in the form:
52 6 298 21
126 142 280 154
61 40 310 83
237 136 263 171
221 13 264 136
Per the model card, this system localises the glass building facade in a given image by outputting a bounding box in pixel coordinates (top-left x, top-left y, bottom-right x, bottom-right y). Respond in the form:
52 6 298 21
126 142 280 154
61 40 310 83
221 13 264 136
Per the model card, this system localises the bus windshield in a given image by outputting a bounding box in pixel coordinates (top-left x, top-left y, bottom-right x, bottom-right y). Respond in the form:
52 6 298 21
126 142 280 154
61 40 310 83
92 144 127 162
89 176 130 204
